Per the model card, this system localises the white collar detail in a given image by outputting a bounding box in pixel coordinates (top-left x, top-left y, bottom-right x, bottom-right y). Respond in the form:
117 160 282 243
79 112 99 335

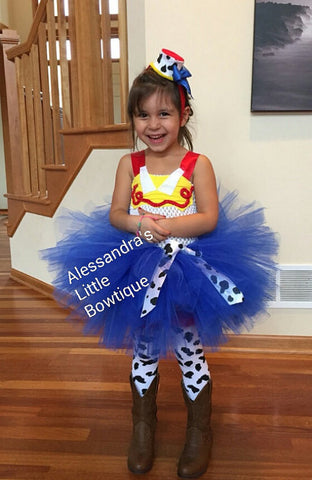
140 166 184 195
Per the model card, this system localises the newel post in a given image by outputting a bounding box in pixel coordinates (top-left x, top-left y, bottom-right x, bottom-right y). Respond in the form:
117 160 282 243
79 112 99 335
68 0 105 128
0 29 27 196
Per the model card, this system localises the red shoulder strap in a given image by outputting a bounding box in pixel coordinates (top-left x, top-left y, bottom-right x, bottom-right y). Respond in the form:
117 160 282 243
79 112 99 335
131 150 199 178
131 150 145 176
181 151 200 180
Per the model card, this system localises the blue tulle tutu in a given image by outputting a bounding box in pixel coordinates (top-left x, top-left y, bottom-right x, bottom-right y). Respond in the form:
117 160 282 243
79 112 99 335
40 190 278 356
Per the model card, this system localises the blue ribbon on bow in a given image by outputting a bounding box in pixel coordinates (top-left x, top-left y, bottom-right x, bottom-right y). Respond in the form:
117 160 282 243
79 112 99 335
172 64 192 97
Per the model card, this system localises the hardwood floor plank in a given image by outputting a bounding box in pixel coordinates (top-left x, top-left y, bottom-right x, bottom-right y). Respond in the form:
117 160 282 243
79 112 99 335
0 381 130 391
0 426 90 441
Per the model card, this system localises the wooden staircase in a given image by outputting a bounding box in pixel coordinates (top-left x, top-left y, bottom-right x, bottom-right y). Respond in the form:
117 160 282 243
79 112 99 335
0 0 132 237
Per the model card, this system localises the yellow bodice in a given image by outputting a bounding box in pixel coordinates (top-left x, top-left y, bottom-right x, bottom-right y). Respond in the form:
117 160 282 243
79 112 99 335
130 169 194 211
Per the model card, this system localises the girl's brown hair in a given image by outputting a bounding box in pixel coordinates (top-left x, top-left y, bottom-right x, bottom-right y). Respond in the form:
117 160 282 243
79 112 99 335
127 67 193 150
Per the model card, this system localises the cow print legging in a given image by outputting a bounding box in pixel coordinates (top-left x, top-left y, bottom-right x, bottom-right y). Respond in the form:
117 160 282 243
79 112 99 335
132 325 211 401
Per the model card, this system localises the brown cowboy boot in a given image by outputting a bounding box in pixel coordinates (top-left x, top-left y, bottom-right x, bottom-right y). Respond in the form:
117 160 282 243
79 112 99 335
177 379 213 478
127 374 159 474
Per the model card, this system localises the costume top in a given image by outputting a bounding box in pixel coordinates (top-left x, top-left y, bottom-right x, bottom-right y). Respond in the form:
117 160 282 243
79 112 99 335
129 150 199 246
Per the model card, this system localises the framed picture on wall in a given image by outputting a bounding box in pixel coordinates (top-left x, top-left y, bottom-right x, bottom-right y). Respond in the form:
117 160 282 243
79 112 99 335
251 0 312 112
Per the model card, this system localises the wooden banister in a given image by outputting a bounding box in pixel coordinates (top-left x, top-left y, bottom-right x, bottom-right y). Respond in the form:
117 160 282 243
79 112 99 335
0 0 131 237
6 0 48 60
118 0 128 123
0 29 28 196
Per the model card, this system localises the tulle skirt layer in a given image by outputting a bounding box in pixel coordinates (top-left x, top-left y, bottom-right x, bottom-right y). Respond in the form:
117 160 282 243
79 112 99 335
41 190 278 356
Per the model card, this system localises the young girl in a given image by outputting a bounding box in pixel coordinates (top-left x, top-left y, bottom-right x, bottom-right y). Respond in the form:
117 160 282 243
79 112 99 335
42 49 278 478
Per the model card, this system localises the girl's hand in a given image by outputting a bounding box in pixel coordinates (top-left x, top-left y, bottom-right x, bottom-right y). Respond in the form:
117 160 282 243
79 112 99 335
138 208 170 243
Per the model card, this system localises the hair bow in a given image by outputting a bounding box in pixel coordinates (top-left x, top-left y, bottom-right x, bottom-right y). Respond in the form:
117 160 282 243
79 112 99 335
172 64 192 97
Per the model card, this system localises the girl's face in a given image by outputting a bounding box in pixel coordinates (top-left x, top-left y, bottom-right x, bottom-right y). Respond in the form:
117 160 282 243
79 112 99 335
133 91 189 155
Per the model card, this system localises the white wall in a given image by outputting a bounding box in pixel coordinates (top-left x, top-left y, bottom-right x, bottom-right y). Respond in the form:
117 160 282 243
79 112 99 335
0 0 32 42
0 2 9 26
6 0 312 336
7 0 32 42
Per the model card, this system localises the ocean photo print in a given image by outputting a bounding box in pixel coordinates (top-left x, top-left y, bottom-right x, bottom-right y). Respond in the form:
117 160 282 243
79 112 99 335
251 0 312 111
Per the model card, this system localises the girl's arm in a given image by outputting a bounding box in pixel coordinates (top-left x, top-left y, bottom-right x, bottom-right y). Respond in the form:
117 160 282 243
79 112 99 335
109 154 171 241
141 155 218 239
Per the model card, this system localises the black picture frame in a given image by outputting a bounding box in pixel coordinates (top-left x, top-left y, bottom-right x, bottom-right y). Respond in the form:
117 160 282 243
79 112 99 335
251 0 312 112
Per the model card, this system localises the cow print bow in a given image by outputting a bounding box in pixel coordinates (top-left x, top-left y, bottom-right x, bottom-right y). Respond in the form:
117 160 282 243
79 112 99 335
140 240 244 318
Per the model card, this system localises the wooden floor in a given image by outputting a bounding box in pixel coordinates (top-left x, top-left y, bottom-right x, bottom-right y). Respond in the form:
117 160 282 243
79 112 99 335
0 214 311 480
